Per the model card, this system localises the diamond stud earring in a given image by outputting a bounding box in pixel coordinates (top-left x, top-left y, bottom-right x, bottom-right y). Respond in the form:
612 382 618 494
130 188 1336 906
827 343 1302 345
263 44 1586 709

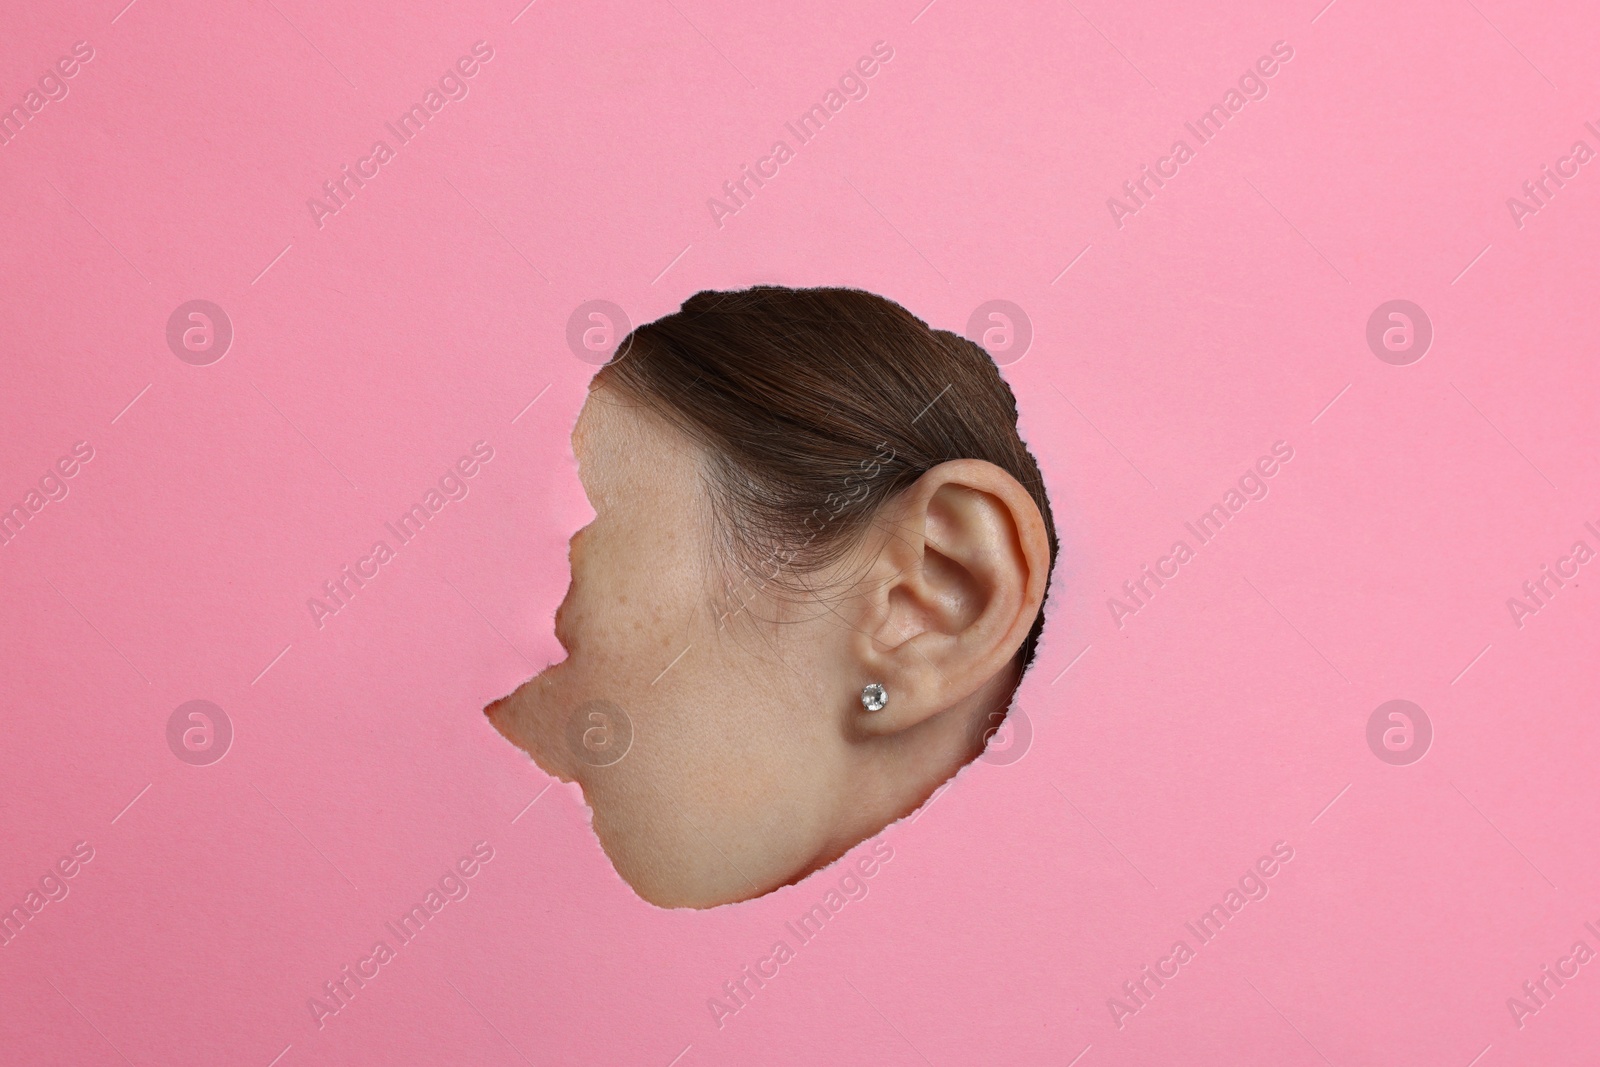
860 683 888 712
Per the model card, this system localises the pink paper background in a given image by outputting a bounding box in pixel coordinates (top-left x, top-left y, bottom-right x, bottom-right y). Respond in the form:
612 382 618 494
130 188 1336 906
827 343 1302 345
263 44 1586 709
4 0 1599 1063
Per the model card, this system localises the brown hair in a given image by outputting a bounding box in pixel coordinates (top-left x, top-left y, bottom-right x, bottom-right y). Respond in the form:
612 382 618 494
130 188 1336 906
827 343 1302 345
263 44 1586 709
596 286 1057 668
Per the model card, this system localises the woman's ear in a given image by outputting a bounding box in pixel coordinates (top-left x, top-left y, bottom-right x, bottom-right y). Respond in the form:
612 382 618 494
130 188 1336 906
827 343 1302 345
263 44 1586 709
846 459 1051 737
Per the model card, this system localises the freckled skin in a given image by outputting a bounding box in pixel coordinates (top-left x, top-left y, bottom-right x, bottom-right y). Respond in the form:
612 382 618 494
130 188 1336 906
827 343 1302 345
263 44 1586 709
487 384 1050 909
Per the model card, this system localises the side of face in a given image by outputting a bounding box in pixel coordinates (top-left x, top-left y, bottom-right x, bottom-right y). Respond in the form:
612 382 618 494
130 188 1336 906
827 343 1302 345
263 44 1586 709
488 387 854 908
487 383 1053 909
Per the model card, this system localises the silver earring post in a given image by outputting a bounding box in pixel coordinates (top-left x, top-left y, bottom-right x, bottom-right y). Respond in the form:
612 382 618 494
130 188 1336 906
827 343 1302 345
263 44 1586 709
860 683 888 712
